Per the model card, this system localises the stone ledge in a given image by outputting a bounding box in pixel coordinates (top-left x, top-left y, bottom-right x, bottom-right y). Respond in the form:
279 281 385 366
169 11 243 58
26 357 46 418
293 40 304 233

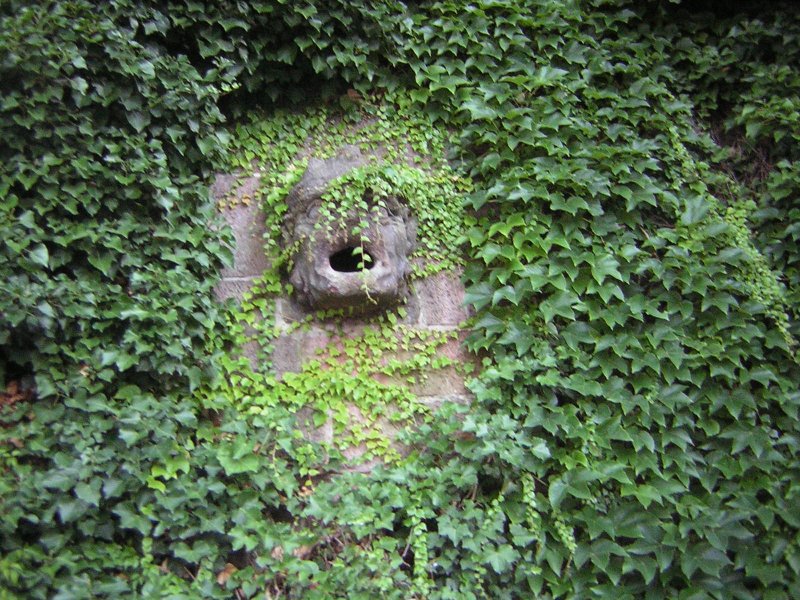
273 292 422 330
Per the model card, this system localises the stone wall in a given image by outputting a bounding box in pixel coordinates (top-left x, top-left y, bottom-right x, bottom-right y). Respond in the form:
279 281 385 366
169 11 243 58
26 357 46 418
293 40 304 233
212 172 475 465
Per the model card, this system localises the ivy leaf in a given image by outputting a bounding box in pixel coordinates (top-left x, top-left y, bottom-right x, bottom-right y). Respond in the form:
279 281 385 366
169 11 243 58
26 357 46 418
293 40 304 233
591 254 622 285
138 59 156 78
497 321 534 355
57 499 87 523
548 479 568 510
464 282 494 310
530 438 551 460
530 66 568 87
88 253 114 275
460 98 497 120
218 438 260 475
680 546 731 578
75 481 102 507
540 291 578 323
486 544 517 573
29 244 49 267
680 195 711 225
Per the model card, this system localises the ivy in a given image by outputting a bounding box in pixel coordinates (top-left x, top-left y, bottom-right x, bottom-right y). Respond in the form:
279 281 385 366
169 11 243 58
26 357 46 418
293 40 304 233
2 0 800 598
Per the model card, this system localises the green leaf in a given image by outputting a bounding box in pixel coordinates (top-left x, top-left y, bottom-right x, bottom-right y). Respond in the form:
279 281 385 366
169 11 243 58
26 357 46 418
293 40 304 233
497 321 534 354
75 481 102 507
460 98 497 120
540 291 578 323
486 544 517 573
57 499 87 523
218 438 260 475
464 282 494 310
126 111 151 132
530 438 551 460
88 252 114 275
29 244 49 267
549 479 568 509
590 254 622 285
680 196 711 225
138 59 156 78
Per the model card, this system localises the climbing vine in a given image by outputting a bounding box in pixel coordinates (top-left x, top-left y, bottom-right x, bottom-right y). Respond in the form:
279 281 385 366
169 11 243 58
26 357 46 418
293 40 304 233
2 0 799 598
207 97 471 466
220 97 469 280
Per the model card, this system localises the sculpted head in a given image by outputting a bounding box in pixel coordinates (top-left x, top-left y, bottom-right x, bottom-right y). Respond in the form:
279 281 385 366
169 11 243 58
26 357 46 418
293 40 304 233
281 146 417 313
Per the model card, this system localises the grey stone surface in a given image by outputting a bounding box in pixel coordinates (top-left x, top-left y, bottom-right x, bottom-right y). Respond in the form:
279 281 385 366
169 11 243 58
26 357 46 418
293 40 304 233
214 175 269 278
283 145 369 215
400 292 421 325
236 340 263 370
210 173 237 199
273 293 421 331
409 366 470 397
413 270 472 326
339 405 403 472
283 146 418 313
214 278 258 302
273 297 307 329
418 394 472 411
295 406 334 445
271 327 333 378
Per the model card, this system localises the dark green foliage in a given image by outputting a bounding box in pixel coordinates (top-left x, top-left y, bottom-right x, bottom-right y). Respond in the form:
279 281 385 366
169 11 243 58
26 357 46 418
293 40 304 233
659 3 800 340
1 0 799 598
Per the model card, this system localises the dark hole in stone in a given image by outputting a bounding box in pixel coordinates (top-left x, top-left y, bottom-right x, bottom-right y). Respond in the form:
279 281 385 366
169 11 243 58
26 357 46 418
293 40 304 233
329 246 374 272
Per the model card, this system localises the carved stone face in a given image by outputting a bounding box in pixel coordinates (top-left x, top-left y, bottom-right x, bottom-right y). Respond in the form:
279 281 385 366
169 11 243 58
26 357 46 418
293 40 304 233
282 146 417 312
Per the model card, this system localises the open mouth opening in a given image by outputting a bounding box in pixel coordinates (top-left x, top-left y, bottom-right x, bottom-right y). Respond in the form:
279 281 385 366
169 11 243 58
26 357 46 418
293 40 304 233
329 246 375 272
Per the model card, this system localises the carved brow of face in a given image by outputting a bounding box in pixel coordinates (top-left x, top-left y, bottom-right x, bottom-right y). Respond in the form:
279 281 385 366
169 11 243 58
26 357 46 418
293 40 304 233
282 146 417 314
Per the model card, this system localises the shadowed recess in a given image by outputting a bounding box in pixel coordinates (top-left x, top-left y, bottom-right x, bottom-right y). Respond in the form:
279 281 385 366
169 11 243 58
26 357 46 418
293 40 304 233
329 246 374 272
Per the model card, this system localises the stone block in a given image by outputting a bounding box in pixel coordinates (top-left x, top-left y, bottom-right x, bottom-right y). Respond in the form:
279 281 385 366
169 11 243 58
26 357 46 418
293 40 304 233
294 406 334 445
274 297 308 329
409 366 470 397
271 327 333 378
371 366 474 400
273 293 419 331
210 173 234 199
236 340 264 371
212 168 475 470
366 332 477 398
283 146 416 314
214 277 258 303
373 331 475 368
214 174 269 278
417 394 472 411
211 172 262 202
400 292 421 325
436 334 473 361
339 404 403 472
413 270 472 326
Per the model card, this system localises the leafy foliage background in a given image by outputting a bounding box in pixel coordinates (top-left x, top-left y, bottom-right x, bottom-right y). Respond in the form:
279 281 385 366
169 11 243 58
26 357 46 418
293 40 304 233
1 0 799 598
